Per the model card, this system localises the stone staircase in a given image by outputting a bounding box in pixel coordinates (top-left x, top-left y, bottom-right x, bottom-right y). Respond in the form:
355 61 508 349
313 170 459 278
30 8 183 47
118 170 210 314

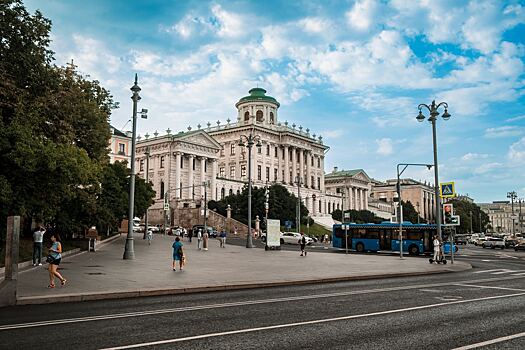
313 215 336 230
174 208 249 236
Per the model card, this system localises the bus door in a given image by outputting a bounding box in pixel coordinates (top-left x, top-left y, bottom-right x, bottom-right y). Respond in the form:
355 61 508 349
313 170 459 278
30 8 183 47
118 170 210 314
379 229 391 250
423 230 432 253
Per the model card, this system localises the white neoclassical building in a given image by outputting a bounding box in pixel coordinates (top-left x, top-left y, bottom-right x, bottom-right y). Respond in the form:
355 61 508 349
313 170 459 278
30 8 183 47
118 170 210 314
134 87 334 225
324 168 372 213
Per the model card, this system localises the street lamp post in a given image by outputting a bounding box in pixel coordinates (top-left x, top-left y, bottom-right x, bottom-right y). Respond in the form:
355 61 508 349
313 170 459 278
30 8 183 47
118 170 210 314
507 191 517 236
397 163 433 259
143 146 150 240
124 74 148 260
519 198 523 234
238 124 262 248
417 100 451 241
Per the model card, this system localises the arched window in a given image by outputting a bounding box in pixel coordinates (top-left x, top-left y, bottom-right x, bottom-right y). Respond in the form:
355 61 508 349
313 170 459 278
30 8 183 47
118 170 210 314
229 189 233 196
221 188 225 199
256 110 263 122
269 112 274 124
244 111 250 121
237 190 240 195
160 181 165 199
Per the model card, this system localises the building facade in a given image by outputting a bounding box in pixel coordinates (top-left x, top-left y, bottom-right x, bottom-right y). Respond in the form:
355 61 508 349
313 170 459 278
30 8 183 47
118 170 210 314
479 201 524 234
324 168 372 214
371 178 436 223
109 125 131 166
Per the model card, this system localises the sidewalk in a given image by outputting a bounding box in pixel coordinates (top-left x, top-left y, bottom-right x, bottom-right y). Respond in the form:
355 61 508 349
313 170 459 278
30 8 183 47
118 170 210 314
15 232 471 305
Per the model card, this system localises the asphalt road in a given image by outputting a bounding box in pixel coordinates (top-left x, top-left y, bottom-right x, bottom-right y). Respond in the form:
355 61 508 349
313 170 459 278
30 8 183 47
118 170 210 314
1 244 525 349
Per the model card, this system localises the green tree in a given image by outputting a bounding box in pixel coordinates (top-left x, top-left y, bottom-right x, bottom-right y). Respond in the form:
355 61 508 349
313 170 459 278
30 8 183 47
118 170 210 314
401 200 422 224
447 199 489 234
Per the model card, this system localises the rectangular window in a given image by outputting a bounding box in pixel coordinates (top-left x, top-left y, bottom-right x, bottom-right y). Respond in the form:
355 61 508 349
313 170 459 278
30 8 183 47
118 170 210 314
311 156 314 166
220 148 225 156
317 158 321 168
275 147 278 157
317 177 321 190
258 165 262 180
266 167 270 181
231 144 235 155
241 165 247 179
311 176 315 189
140 159 144 171
282 149 285 159
274 168 278 181
219 167 225 178
230 165 236 178
258 146 262 154
160 156 165 169
118 143 125 155
266 145 270 156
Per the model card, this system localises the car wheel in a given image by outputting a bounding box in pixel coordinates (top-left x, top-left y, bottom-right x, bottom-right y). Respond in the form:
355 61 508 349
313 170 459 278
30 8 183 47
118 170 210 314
409 245 419 256
501 246 505 250
356 242 364 253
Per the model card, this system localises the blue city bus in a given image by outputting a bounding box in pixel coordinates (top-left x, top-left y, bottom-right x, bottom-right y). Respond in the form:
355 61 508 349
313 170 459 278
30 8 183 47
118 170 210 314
332 222 455 256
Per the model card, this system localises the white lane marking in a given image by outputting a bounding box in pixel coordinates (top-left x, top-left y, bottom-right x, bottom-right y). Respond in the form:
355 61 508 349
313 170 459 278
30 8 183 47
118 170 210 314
492 269 518 275
2 275 524 331
454 283 525 292
435 296 463 301
512 272 525 276
99 292 525 350
451 331 525 349
481 259 492 262
473 269 502 273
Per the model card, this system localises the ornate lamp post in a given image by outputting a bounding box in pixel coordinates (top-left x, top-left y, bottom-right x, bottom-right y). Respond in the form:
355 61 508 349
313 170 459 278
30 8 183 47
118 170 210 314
124 74 148 260
238 125 262 248
507 191 517 236
416 100 451 241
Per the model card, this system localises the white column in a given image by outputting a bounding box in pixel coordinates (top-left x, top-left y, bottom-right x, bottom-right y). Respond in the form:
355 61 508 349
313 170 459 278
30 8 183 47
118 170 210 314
284 145 289 183
175 152 181 199
188 155 194 199
364 189 369 210
211 159 217 201
361 189 365 210
306 151 311 188
352 188 357 210
299 148 304 186
320 156 325 191
291 147 297 183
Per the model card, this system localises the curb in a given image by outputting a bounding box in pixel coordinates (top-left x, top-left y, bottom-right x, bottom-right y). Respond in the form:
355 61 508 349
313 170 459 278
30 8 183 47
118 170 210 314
15 263 471 305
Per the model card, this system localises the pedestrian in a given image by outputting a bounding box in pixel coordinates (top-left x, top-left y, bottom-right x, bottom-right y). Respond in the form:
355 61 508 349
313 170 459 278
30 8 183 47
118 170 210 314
203 229 209 251
172 236 184 271
197 228 202 250
188 227 193 243
46 233 67 288
299 232 307 256
33 226 45 266
325 233 329 244
234 225 238 235
219 230 227 248
146 229 153 245
433 235 441 263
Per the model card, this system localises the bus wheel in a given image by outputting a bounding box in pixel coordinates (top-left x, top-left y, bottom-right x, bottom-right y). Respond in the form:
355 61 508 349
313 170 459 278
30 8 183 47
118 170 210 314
356 243 364 253
409 245 419 256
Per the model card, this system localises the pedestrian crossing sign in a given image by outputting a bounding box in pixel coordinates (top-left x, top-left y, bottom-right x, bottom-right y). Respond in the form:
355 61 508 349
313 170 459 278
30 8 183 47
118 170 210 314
440 182 455 198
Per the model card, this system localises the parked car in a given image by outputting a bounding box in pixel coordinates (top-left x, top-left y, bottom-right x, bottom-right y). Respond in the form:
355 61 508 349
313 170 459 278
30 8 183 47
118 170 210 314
281 232 313 245
505 238 519 248
514 242 525 251
482 238 505 249
454 235 468 245
192 225 218 238
474 237 488 246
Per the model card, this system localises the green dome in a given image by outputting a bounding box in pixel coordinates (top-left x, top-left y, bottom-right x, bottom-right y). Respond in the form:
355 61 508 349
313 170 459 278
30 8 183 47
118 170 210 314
236 87 280 107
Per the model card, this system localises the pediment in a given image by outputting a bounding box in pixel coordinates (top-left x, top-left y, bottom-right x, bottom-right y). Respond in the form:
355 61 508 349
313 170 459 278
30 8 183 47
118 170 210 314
354 171 371 183
178 131 221 150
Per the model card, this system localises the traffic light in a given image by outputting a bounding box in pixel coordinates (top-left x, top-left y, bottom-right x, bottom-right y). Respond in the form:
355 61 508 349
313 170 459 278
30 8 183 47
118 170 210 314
443 203 453 224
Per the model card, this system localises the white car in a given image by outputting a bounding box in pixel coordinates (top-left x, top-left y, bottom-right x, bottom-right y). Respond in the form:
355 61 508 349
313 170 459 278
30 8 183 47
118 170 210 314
482 238 505 249
281 232 313 245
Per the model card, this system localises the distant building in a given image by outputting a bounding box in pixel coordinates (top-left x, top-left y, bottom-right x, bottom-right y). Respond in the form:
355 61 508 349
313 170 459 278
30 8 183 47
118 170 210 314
324 168 372 213
479 201 523 234
109 125 131 166
371 178 436 223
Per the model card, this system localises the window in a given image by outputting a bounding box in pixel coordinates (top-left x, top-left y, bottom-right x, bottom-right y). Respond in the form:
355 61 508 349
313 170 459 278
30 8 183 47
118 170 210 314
319 200 322 212
270 112 274 124
274 168 278 181
282 170 285 182
118 143 125 155
256 110 263 122
229 189 233 196
180 156 184 168
317 177 321 190
244 111 250 121
160 156 165 169
160 181 165 199
231 144 235 155
140 159 144 171
193 158 196 170
282 148 285 159
258 146 262 154
219 167 225 178
204 159 207 172
221 188 225 199
266 144 270 156
241 165 247 178
230 166 236 179
311 156 314 166
266 167 270 181
220 148 225 156
317 158 321 168
275 147 278 157
257 165 262 180
311 176 315 189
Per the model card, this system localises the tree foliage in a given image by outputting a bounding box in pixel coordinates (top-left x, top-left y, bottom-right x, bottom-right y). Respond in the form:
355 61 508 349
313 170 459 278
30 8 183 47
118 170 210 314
209 184 309 228
446 199 490 234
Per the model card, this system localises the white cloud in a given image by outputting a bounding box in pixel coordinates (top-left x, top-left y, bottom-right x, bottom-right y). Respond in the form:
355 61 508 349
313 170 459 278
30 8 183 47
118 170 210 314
484 126 524 138
346 0 380 31
474 162 504 175
461 153 490 161
298 17 332 34
211 4 245 38
321 130 344 139
376 138 393 156
508 137 525 162
506 115 525 122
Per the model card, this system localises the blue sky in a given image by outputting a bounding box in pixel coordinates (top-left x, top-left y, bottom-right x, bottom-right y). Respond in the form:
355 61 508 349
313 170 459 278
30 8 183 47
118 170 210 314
25 0 525 203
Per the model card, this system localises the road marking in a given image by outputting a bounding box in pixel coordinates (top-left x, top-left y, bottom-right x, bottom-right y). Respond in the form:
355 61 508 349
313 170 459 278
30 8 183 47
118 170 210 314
99 292 525 350
511 272 525 276
473 269 502 274
451 331 525 349
454 283 525 292
1 275 524 331
481 259 492 262
435 296 463 301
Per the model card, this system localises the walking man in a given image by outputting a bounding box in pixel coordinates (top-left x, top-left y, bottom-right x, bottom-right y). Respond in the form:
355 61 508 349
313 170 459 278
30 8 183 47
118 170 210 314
197 228 202 250
299 232 307 257
33 226 45 266
146 229 153 245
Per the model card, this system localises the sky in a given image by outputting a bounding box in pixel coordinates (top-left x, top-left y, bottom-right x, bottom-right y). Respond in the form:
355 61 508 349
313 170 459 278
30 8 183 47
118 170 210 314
24 0 525 203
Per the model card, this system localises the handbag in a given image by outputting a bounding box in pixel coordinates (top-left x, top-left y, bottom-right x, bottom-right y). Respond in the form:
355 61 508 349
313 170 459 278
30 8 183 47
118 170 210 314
46 255 55 264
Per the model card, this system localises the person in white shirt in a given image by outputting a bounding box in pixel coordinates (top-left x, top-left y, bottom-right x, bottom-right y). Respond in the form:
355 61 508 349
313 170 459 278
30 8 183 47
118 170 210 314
433 235 441 263
197 229 202 250
33 226 45 266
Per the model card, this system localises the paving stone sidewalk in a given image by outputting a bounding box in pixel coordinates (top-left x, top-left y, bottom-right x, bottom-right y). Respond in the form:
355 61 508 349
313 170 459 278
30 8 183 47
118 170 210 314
16 232 471 305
